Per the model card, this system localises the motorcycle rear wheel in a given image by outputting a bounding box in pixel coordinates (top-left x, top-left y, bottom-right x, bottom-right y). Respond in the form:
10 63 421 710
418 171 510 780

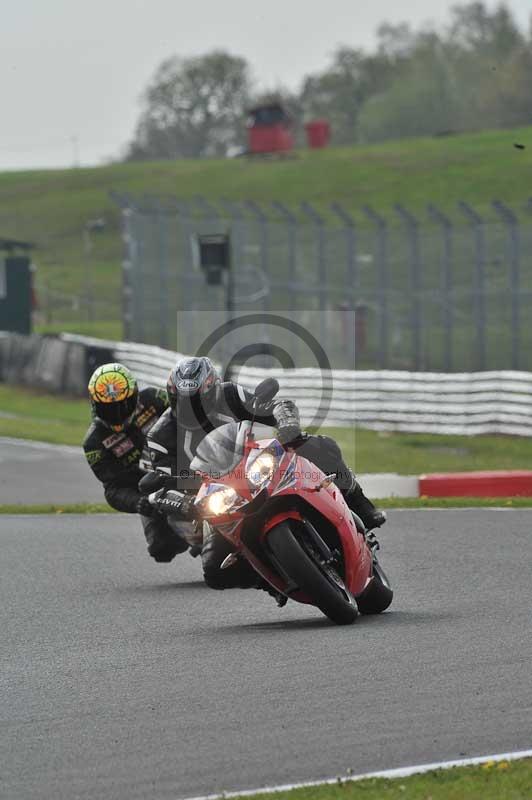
267 522 358 625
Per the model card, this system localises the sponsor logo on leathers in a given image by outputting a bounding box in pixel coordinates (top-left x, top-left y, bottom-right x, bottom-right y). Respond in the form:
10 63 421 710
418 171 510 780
102 432 126 449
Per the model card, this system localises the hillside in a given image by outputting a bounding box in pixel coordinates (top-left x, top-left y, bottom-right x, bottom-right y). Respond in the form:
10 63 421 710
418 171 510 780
0 126 530 338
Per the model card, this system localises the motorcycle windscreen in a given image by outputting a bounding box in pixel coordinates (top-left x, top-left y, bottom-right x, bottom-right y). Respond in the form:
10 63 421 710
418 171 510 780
190 421 245 477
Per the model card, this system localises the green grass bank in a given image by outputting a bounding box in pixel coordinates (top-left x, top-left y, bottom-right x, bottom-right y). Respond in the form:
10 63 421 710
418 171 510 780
1 125 531 336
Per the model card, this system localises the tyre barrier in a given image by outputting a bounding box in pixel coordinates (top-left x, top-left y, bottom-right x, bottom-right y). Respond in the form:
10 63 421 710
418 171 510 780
0 332 115 397
1 334 44 386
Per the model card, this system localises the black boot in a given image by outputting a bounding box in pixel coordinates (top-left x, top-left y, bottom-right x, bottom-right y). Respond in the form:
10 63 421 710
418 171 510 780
256 578 288 607
345 481 387 531
142 515 189 563
147 532 189 563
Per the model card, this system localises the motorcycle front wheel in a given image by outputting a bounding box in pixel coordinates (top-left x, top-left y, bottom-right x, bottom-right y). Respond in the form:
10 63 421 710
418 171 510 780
267 521 358 625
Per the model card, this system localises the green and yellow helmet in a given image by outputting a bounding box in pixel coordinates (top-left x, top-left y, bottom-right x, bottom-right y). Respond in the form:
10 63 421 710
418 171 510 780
88 363 138 431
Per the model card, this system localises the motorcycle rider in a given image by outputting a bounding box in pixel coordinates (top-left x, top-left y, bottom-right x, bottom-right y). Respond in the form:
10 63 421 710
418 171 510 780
83 362 189 563
145 356 386 589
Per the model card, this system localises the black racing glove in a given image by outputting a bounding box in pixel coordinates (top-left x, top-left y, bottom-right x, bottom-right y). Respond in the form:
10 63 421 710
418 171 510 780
148 488 198 521
273 399 301 444
136 495 155 517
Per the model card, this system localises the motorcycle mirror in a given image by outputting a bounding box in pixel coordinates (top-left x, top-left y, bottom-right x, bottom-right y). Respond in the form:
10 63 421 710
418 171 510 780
317 474 336 490
254 377 279 405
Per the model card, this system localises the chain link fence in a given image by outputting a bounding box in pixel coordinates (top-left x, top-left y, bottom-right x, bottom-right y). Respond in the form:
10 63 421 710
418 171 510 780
112 193 532 372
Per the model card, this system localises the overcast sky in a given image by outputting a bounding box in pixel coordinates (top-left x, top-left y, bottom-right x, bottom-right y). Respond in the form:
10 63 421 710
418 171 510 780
1 0 530 170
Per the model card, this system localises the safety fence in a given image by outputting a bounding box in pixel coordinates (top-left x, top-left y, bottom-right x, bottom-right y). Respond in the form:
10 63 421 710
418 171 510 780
112 193 532 373
2 331 532 436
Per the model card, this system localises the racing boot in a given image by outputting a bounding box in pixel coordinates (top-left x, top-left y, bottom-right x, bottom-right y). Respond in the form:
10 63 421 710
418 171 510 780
345 480 387 533
255 577 288 607
141 515 189 563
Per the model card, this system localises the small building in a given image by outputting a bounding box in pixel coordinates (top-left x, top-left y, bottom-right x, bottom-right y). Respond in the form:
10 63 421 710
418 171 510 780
0 238 35 334
247 103 294 155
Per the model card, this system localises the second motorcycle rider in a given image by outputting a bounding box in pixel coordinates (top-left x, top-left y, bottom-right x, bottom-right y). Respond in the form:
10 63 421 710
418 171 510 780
146 357 386 590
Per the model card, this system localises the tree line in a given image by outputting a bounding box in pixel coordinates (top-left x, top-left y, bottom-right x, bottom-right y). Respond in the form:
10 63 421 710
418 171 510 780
125 2 532 160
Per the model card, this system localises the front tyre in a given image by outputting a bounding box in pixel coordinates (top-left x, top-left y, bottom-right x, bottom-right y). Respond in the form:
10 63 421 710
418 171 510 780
267 522 358 625
356 559 393 614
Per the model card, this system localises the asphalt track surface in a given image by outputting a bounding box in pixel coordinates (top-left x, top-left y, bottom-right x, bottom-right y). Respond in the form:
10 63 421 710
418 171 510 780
0 438 102 504
2 510 532 800
0 437 409 506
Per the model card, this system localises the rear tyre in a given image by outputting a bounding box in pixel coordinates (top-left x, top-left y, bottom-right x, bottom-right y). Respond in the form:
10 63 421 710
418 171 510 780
267 522 358 625
356 560 393 614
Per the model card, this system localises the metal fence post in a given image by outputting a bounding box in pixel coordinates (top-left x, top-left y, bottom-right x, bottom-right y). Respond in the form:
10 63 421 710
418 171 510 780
427 204 454 371
111 190 136 342
395 204 422 370
221 199 244 322
156 202 169 348
459 202 486 370
331 202 357 368
121 206 134 342
331 202 357 292
130 206 145 344
245 200 270 314
271 201 297 302
301 202 326 346
363 206 389 369
178 200 194 355
221 198 244 270
301 202 326 304
270 201 300 364
194 195 220 223
493 200 521 370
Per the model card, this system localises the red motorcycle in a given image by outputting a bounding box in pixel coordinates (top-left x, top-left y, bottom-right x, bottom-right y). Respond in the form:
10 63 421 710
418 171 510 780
191 379 393 625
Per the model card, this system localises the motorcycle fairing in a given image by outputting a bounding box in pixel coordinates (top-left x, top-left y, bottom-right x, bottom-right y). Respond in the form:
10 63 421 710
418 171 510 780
267 455 371 596
196 430 373 601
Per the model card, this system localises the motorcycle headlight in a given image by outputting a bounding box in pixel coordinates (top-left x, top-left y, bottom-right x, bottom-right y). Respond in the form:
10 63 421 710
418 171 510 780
204 486 239 516
246 451 276 489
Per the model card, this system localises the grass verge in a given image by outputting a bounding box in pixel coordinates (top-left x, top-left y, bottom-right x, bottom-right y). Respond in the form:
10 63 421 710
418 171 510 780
2 498 532 514
0 384 90 446
0 504 114 514
242 758 532 800
377 497 532 508
314 426 532 475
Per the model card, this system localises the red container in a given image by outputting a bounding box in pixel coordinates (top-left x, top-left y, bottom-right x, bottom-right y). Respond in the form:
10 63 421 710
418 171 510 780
248 124 293 154
247 103 294 154
305 119 331 149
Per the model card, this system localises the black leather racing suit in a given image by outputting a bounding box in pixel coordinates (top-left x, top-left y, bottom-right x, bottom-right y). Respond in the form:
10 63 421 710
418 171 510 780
146 381 359 588
83 387 188 561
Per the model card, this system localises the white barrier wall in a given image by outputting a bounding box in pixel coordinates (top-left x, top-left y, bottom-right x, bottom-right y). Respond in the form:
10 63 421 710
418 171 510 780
3 332 532 436
107 339 532 437
230 366 532 435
